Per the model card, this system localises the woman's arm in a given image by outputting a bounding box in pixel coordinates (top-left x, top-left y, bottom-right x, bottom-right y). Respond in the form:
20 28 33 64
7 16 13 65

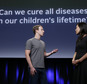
72 52 77 61
72 52 77 65
72 53 87 65
79 53 87 62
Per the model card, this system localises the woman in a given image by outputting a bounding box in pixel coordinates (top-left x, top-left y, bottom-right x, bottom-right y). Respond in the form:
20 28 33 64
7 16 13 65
72 22 87 84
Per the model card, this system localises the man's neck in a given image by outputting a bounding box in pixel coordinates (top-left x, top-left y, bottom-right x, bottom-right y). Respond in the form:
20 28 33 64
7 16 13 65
34 33 41 40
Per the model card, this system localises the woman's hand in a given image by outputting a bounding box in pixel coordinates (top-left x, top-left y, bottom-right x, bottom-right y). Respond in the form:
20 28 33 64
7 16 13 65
72 59 80 66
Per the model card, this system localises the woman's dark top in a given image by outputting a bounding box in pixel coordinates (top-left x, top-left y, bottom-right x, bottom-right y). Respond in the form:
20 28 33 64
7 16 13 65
75 35 87 60
73 35 87 84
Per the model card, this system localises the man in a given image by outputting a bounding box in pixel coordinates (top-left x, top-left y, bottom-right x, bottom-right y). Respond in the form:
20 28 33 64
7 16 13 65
25 25 58 84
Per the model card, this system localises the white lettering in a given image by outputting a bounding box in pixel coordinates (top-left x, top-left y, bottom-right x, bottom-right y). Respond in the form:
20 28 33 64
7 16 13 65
27 10 43 15
0 9 13 15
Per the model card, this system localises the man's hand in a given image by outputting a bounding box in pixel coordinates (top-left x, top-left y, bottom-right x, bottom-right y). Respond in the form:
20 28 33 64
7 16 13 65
51 49 58 54
44 49 58 57
30 67 37 76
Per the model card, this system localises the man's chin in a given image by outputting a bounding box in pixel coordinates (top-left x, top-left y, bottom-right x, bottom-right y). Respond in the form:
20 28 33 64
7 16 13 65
76 32 80 35
41 35 44 37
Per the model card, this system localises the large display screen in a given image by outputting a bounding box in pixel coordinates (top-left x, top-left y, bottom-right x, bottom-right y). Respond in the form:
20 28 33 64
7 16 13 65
0 0 87 58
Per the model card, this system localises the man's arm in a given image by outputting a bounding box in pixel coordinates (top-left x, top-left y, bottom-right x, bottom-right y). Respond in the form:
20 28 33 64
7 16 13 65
44 49 58 57
25 50 37 76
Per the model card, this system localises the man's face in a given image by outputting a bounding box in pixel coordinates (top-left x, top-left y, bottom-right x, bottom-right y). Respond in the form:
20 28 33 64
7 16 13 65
37 26 44 36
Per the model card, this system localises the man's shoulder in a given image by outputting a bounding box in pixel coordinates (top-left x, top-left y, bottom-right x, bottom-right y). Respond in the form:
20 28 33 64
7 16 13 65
26 38 34 43
40 40 45 44
27 38 34 41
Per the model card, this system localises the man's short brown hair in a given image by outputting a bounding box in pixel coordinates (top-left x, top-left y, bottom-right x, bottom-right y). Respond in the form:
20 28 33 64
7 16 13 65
33 25 42 34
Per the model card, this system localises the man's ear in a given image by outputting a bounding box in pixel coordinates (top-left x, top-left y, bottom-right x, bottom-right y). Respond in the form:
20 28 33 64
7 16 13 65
36 29 38 33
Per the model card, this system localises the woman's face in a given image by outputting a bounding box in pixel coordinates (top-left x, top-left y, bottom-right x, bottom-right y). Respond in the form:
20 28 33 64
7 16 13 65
75 25 80 35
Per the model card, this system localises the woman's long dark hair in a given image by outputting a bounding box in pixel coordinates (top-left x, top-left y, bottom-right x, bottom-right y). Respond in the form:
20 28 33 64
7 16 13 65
76 22 87 43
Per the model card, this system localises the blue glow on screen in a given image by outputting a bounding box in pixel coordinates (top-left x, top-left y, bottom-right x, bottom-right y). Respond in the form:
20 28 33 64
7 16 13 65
56 68 64 84
21 69 24 82
5 64 8 79
67 80 70 84
56 68 59 83
16 66 19 81
46 69 54 83
4 65 71 84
